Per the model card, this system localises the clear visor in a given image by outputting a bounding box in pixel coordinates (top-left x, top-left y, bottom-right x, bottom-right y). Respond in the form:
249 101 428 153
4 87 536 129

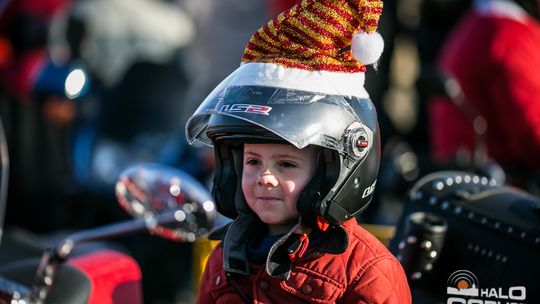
186 64 374 157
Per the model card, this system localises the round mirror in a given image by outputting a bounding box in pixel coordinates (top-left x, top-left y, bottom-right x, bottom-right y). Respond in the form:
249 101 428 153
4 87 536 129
115 163 216 242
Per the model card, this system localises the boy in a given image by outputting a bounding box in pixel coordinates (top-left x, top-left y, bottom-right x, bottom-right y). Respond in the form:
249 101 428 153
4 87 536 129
186 0 411 302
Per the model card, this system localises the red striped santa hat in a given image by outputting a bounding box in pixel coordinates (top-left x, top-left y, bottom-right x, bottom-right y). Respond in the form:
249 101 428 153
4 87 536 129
227 0 384 98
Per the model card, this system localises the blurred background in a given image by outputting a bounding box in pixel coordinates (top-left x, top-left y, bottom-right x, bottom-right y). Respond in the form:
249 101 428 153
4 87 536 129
0 0 538 303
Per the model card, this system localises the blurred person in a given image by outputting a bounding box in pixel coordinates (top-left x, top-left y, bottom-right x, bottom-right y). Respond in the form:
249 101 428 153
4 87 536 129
47 0 199 213
0 0 76 232
48 1 215 302
428 0 540 188
414 0 472 157
399 0 476 209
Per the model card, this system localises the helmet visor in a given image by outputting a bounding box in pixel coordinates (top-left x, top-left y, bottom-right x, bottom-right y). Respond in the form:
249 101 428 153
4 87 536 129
186 65 376 158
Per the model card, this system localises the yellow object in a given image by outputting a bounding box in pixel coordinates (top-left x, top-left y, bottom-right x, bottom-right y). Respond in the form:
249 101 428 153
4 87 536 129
360 223 396 247
193 236 219 294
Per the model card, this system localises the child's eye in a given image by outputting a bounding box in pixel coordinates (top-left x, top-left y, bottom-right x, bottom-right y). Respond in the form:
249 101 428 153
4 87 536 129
245 158 260 166
280 161 298 168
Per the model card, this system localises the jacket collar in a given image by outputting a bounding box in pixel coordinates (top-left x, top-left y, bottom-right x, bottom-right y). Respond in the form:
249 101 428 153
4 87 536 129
209 215 353 279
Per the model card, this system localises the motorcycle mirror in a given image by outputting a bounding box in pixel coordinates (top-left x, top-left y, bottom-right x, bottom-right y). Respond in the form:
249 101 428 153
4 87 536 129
115 163 216 242
25 164 218 304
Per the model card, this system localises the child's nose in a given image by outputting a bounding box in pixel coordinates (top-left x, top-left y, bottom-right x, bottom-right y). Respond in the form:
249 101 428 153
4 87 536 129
257 172 278 187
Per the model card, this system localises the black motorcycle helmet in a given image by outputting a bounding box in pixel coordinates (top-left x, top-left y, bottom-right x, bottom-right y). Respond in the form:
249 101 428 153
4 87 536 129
186 64 380 229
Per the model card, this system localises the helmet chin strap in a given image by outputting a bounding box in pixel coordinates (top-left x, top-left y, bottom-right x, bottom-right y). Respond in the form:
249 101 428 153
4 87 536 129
296 148 339 228
266 216 310 279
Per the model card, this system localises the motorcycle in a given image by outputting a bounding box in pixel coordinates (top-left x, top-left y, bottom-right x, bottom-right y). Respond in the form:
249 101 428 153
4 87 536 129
0 111 220 304
389 170 540 303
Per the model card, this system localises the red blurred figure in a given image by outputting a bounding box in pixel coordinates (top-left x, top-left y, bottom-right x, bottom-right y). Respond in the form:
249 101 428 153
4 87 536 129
0 0 68 103
429 0 540 184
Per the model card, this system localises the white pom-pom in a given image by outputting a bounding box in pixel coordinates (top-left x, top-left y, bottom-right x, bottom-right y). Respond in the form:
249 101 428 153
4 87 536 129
351 31 384 66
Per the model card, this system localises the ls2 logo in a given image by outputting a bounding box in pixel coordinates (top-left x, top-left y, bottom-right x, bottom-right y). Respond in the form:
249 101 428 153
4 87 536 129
219 104 272 115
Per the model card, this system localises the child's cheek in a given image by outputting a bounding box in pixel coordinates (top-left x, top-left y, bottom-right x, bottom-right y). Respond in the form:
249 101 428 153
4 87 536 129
283 181 297 194
241 173 255 202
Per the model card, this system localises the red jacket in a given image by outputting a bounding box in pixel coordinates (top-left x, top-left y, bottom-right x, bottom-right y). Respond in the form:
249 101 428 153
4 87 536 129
197 219 411 303
429 1 540 174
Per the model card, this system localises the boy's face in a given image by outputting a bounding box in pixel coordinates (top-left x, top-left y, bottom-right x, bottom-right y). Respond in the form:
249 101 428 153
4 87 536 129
242 143 317 232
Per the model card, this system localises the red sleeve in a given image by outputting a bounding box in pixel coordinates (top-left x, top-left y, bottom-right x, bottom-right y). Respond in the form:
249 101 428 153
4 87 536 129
488 20 540 166
343 256 412 303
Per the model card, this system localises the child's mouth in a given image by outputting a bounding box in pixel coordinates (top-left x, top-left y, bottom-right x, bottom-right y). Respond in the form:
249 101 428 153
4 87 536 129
258 197 281 201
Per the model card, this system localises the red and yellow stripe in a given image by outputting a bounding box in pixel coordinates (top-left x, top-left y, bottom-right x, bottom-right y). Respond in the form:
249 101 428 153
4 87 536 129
241 0 382 72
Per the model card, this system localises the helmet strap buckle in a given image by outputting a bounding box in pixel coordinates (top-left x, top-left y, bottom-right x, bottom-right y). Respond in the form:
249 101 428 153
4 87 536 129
316 216 330 231
287 233 310 262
